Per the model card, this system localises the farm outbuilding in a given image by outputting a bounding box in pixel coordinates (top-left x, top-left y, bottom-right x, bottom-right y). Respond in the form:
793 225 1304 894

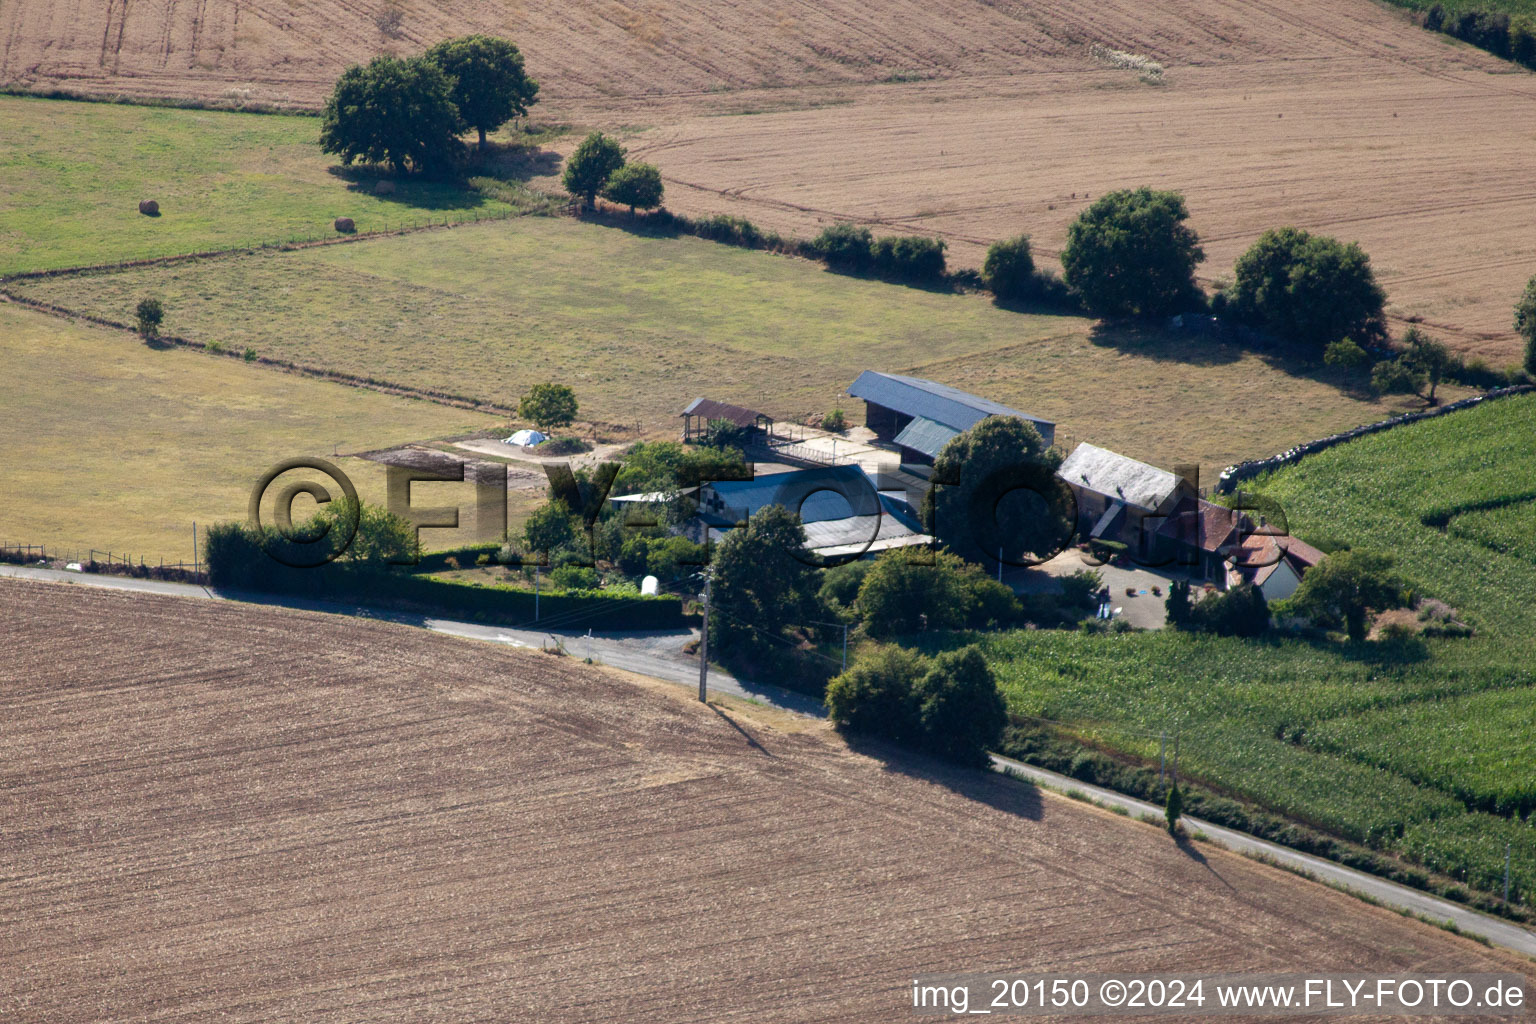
846 371 1055 467
1056 443 1193 559
679 398 774 442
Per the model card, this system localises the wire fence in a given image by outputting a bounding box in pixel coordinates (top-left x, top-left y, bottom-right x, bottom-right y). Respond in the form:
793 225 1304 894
0 540 205 581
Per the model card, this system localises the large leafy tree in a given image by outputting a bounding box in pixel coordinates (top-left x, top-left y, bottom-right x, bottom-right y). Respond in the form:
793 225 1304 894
1230 227 1386 348
824 644 926 744
1060 187 1205 316
982 234 1035 301
708 505 818 658
923 416 1071 568
1287 549 1405 642
424 35 539 151
563 132 626 210
1516 275 1536 378
1403 327 1454 403
320 56 462 174
518 382 578 432
603 162 665 215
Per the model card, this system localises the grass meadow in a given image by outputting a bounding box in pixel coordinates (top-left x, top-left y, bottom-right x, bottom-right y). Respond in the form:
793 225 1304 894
966 393 1536 906
0 95 514 275
9 216 1444 482
0 305 496 561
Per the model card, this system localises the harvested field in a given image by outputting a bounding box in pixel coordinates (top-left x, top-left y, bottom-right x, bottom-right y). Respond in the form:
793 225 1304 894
1 577 1528 1021
4 0 1535 352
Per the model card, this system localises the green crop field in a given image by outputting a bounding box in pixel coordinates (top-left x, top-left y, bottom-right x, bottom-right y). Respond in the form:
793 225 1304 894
7 215 1445 481
0 95 515 275
967 393 1536 906
1385 0 1536 20
0 304 496 561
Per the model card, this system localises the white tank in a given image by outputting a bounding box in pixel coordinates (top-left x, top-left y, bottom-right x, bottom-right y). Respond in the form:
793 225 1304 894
640 575 660 596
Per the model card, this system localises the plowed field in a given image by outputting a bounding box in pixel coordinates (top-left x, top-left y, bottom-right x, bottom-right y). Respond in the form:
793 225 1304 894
1 577 1527 1021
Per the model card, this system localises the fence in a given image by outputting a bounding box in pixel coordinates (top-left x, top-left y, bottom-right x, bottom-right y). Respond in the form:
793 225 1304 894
0 540 206 581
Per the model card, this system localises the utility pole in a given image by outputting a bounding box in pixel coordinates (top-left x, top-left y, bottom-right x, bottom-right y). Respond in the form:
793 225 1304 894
192 521 198 576
697 570 712 703
841 622 849 673
1172 730 1180 787
534 565 540 622
998 545 1004 583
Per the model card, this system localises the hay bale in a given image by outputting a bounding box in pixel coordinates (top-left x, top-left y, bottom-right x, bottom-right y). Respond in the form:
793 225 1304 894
373 180 396 196
138 199 159 216
334 217 356 234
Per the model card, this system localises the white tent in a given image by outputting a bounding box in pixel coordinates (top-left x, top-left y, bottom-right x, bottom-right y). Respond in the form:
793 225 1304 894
504 429 548 447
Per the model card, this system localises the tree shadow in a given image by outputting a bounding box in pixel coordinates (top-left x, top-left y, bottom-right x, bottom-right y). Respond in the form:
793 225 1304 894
327 164 495 212
1089 320 1244 367
465 140 563 183
1174 830 1237 890
842 733 1046 821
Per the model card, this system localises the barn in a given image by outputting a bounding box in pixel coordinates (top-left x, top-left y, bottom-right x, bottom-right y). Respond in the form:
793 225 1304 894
846 371 1055 468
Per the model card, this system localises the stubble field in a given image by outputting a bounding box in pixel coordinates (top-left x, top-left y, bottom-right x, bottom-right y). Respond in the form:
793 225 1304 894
1 577 1527 1022
5 0 1535 354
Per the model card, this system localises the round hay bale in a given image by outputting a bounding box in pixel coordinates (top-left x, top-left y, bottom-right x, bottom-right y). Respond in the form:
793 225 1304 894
373 180 396 196
138 199 160 216
334 217 356 234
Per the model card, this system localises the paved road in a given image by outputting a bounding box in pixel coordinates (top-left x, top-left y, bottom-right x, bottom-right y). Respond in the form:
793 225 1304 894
4 563 1532 954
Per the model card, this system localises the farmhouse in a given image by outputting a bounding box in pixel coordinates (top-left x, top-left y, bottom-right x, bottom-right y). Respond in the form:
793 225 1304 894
691 464 931 558
679 398 774 443
847 371 1055 469
1228 533 1327 603
1056 443 1193 559
1151 496 1245 583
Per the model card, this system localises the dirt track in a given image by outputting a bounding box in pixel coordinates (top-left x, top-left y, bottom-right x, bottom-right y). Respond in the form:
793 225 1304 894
1 577 1527 1021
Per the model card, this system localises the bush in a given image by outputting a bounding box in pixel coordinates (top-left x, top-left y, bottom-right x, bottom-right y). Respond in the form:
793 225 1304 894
820 408 847 432
913 646 1007 766
825 644 926 743
857 550 969 636
1165 578 1192 626
1061 187 1205 317
1371 357 1426 397
812 223 874 271
870 234 947 281
1323 338 1369 368
518 381 578 431
982 234 1036 301
692 214 762 247
819 559 872 611
1516 276 1536 378
563 132 626 209
1187 582 1270 637
1059 568 1103 610
1166 781 1184 834
550 564 598 590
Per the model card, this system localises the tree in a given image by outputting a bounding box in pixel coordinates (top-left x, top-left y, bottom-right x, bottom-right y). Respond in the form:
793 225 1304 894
602 162 664 215
518 383 578 431
1165 781 1183 834
824 644 926 743
1288 549 1405 642
1516 276 1536 378
871 235 947 281
708 504 818 659
912 646 1007 766
856 549 970 637
1060 187 1205 317
320 56 462 174
982 234 1036 301
135 297 164 339
524 500 580 555
1230 227 1386 348
1165 579 1192 627
423 35 539 151
923 415 1071 567
1402 327 1454 403
563 132 626 210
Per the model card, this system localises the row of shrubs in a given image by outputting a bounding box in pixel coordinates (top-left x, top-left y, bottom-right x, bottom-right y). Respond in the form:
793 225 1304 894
998 722 1532 920
1424 4 1536 69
